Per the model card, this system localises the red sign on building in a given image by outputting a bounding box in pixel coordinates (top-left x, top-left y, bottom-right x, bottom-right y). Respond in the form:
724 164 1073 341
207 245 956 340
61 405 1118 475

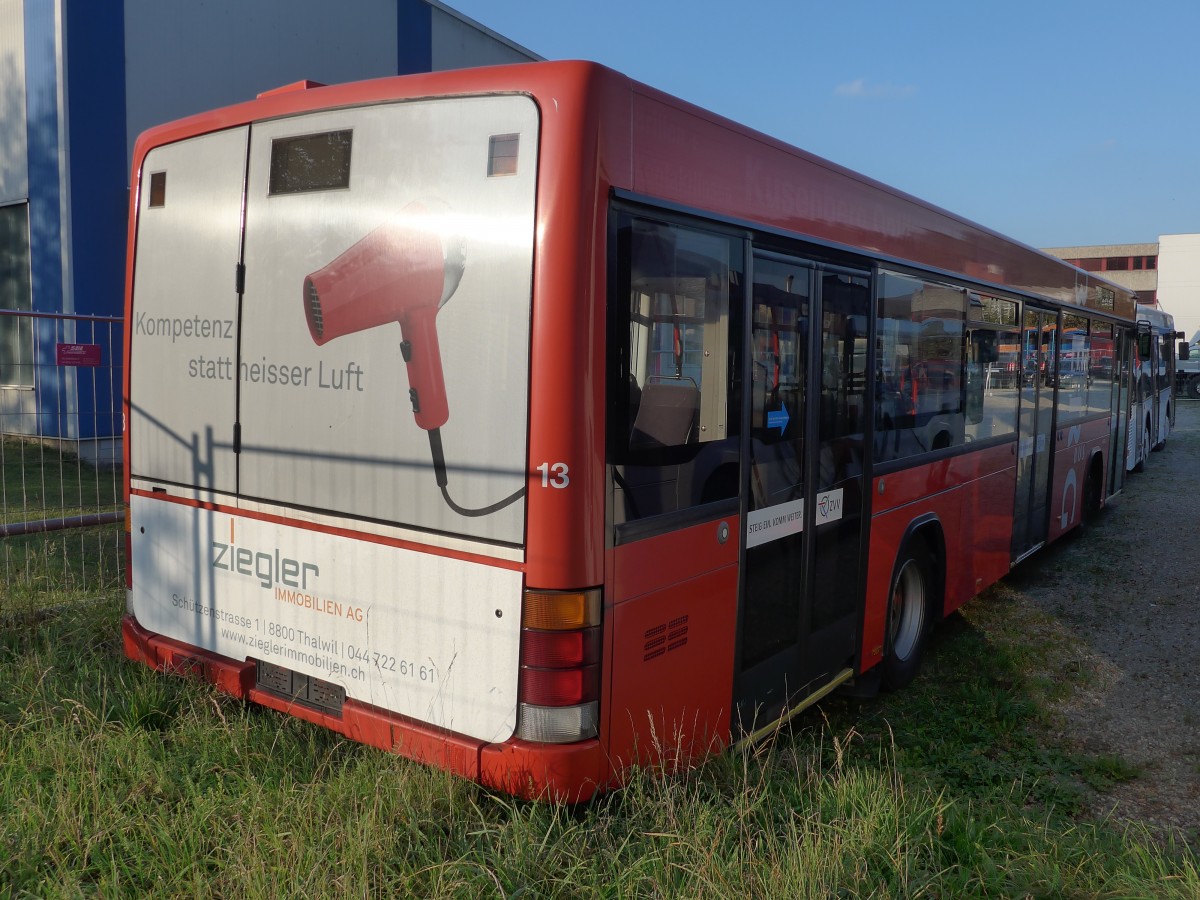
56 343 103 367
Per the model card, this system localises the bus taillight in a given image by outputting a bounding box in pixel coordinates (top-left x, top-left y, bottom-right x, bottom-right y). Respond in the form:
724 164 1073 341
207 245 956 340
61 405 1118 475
516 588 601 743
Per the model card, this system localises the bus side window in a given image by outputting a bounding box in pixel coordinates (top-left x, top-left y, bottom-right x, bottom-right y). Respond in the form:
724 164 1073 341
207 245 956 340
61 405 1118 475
612 214 742 524
963 324 1019 441
874 272 966 461
1089 320 1116 416
1055 314 1091 423
624 219 730 454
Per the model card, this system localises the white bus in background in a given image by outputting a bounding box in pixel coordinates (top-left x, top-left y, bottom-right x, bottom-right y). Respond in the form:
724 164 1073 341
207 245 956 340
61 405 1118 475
1176 329 1200 399
1128 304 1180 471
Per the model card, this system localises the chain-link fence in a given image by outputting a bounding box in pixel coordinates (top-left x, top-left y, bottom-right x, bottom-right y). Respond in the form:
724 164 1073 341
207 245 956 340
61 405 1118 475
0 310 123 616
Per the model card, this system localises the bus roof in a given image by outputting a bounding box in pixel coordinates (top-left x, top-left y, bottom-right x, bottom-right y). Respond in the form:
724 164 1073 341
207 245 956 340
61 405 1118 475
1136 304 1176 332
130 59 1136 322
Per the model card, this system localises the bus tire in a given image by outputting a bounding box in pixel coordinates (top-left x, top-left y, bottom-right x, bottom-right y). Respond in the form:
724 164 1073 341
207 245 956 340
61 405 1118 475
1188 375 1200 400
881 541 933 691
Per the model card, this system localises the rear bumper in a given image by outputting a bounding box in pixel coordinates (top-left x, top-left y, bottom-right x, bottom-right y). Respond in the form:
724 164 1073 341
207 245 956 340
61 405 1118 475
121 614 608 800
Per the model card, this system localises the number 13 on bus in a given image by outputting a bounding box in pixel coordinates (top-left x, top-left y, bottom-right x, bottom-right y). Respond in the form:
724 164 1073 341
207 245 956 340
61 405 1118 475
122 62 1159 800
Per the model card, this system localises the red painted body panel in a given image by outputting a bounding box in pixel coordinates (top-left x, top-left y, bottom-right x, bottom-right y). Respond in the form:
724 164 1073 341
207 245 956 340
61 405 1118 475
605 516 740 774
1046 414 1110 543
861 442 1017 668
621 89 1132 319
478 738 608 802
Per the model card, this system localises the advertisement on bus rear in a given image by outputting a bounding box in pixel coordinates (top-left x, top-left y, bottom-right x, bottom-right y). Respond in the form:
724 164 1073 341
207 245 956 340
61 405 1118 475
130 497 523 742
129 96 539 546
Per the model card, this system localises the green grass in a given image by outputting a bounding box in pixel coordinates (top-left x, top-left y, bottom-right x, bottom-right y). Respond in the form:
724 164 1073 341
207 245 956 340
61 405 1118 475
2 441 1198 896
0 437 121 524
2 591 1197 898
0 527 123 611
0 437 123 617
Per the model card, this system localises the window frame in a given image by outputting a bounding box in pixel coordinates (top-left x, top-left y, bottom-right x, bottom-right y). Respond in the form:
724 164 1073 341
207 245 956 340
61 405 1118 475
0 201 34 389
607 203 746 535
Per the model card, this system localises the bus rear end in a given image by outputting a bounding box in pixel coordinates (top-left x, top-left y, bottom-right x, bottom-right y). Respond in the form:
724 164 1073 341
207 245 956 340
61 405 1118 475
123 71 608 798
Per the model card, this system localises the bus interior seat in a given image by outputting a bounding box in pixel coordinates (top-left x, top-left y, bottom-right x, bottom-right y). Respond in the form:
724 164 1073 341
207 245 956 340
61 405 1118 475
630 380 700 448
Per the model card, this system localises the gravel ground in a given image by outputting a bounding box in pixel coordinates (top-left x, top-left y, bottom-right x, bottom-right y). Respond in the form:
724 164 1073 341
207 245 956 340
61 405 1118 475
1003 397 1200 843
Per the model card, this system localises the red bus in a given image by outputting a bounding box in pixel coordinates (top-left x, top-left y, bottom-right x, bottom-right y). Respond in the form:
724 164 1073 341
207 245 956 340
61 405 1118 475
122 61 1139 799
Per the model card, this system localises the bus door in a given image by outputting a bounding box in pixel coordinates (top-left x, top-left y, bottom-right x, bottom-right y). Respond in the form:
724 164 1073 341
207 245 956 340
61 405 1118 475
1120 326 1136 469
735 253 869 732
236 99 538 545
1106 325 1131 497
128 126 249 494
1012 307 1057 561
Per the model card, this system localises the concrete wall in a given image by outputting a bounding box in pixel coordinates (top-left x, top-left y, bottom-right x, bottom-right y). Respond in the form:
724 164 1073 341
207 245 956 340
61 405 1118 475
429 2 540 70
123 0 402 170
1041 242 1159 303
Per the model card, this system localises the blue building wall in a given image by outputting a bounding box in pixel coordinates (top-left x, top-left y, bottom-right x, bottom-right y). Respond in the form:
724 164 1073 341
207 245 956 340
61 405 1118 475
22 0 69 440
397 0 433 74
16 1 126 442
65 0 126 319
23 0 61 319
63 0 126 439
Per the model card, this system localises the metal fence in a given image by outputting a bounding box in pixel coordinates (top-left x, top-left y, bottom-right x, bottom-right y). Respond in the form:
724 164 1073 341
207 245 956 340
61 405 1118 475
0 310 124 613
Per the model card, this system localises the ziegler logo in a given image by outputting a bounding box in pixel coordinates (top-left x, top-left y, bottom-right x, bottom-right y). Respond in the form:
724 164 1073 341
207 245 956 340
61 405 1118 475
212 535 319 590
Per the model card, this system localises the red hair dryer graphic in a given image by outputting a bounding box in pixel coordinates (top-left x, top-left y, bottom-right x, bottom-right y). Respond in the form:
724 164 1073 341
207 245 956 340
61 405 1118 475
303 205 464 431
303 205 523 518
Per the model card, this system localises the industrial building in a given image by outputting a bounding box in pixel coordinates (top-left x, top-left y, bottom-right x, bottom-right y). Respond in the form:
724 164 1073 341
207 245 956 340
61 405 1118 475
0 0 537 459
1042 235 1200 341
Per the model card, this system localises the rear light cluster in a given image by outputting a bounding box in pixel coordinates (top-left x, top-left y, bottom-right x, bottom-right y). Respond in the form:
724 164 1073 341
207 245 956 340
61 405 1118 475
516 588 601 744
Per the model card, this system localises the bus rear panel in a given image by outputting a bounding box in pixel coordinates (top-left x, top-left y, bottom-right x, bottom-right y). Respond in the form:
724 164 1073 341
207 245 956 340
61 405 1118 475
124 80 600 792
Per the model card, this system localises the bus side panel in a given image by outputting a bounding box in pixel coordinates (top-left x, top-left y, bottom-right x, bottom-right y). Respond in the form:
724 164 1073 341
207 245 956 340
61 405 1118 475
606 517 740 774
523 68 619 590
861 443 1016 669
1047 416 1109 543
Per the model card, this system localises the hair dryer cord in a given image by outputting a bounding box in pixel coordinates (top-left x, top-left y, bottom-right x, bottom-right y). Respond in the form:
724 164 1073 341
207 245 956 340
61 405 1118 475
428 429 525 517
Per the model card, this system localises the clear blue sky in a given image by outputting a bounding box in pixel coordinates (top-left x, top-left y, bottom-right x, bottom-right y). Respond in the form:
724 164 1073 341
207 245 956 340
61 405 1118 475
446 0 1200 250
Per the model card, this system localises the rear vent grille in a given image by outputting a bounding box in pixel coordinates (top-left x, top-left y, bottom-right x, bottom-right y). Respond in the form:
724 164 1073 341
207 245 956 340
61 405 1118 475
643 614 689 662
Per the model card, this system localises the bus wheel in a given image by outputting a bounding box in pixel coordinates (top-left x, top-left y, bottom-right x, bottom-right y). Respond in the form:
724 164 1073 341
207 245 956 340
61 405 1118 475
882 543 932 691
1189 375 1200 400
